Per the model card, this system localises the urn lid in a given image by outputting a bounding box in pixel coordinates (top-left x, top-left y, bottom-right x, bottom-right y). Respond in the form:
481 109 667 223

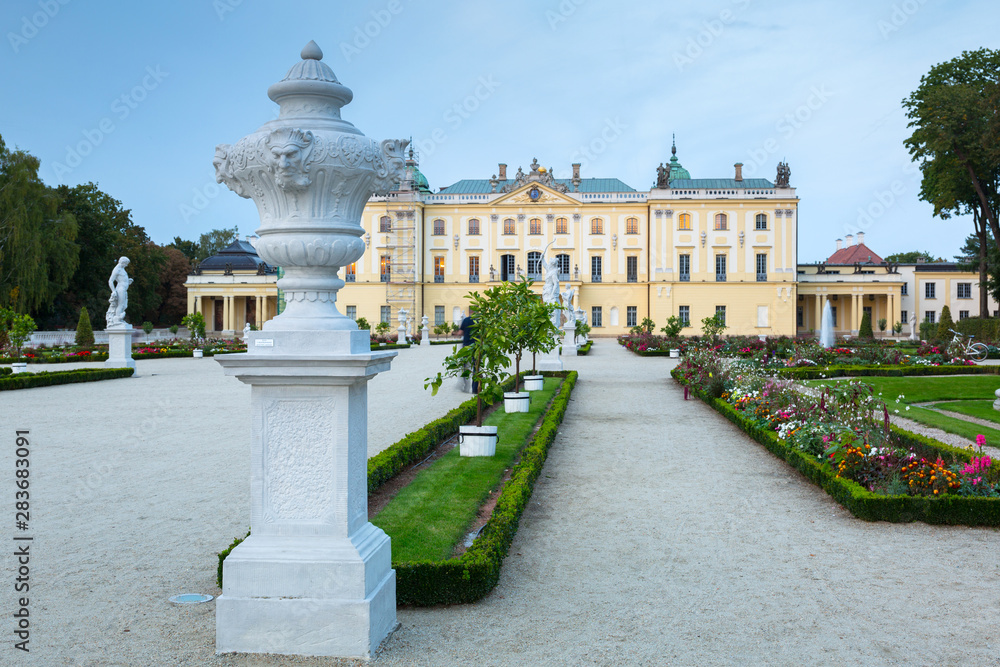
267 40 354 117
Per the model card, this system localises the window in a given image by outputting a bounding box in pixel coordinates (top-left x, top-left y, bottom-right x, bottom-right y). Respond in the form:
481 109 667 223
379 255 390 282
831 307 837 326
901 283 908 295
434 305 444 326
925 311 936 324
755 213 767 230
715 305 726 325
380 305 391 323
500 254 515 281
796 306 803 327
678 213 691 231
469 255 480 283
591 255 602 282
900 310 908 325
757 305 769 328
626 306 637 328
554 253 570 280
626 217 639 234
591 306 603 327
503 218 515 235
433 219 445 236
346 305 356 320
679 254 690 282
679 305 690 326
379 215 391 232
556 217 568 234
715 213 728 230
863 306 872 319
959 310 969 320
958 282 972 299
756 254 767 282
590 218 603 234
468 218 480 235
529 218 542 235
715 254 727 282
527 251 543 279
345 262 356 282
925 282 936 299
434 256 445 283
626 256 638 283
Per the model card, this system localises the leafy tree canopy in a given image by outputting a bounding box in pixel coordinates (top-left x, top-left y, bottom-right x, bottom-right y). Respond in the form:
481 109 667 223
883 251 943 263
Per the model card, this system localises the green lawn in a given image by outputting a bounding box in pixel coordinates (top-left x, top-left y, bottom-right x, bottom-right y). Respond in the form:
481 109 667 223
902 405 1000 447
932 400 1000 426
804 375 999 403
372 377 560 563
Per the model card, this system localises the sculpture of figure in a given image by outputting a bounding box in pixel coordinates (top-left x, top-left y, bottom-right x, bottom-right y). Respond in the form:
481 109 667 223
106 257 132 328
655 163 670 188
243 323 252 341
775 161 791 188
561 284 575 314
909 312 918 341
267 128 315 191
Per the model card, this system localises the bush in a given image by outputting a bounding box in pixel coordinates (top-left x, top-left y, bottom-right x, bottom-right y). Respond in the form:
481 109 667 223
75 307 95 347
936 305 955 343
356 316 370 331
777 364 999 380
141 321 154 336
0 367 134 391
859 311 874 340
660 316 683 338
701 313 727 339
181 312 206 341
956 316 1000 344
577 340 593 355
919 320 936 341
169 324 179 335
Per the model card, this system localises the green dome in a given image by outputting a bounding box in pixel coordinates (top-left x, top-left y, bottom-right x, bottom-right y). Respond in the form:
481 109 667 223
411 166 431 193
667 136 690 182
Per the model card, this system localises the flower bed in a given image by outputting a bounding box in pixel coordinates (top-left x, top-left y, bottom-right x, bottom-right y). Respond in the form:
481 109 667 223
672 346 1000 524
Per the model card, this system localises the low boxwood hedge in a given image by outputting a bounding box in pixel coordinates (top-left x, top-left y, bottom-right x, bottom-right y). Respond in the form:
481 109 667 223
672 369 1000 525
0 367 135 391
577 340 593 355
778 364 999 380
0 367 11 376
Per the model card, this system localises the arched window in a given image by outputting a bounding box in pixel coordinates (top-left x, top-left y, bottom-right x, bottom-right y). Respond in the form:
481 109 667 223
590 217 604 234
678 213 691 230
527 251 543 279
503 218 515 235
433 219 445 236
555 217 568 234
755 213 768 230
714 213 728 231
468 218 480 235
529 218 542 235
379 215 391 232
626 217 639 235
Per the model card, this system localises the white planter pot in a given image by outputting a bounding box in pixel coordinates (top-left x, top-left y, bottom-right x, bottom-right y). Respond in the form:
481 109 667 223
669 349 680 358
192 349 204 358
11 362 28 374
523 375 544 391
459 425 498 457
503 391 530 413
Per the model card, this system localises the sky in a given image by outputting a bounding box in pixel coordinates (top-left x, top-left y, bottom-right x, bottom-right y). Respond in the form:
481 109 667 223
0 0 996 263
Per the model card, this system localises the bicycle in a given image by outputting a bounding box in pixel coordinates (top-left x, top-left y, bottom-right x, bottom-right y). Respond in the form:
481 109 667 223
948 329 989 363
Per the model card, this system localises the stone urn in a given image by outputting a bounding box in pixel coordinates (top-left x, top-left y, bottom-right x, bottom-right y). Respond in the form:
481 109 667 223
192 348 203 358
459 424 498 457
523 375 544 391
669 349 680 358
503 391 530 413
993 388 1000 411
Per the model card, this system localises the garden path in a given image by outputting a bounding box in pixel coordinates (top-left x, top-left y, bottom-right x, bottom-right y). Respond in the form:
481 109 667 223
2 342 998 666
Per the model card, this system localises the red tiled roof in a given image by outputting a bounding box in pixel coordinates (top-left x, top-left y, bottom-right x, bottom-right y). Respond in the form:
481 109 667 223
826 243 884 265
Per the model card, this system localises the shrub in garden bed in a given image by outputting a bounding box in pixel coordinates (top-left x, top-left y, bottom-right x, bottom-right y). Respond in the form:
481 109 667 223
673 349 1000 524
778 364 998 380
0 367 135 391
577 340 592 355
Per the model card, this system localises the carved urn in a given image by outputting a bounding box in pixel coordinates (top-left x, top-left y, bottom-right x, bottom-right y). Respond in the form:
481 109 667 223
213 40 407 331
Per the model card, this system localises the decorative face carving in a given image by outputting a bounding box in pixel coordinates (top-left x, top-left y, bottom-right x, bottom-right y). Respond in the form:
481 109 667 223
267 129 314 190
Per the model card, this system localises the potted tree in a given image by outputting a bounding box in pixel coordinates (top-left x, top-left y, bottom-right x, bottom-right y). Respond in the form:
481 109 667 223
522 286 561 392
426 286 511 456
182 312 206 357
6 311 36 374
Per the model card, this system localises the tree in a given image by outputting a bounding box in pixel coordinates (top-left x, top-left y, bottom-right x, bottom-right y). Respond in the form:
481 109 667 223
75 306 94 347
956 232 998 316
195 226 239 263
903 49 1000 268
153 246 191 326
701 313 727 340
859 311 874 340
0 135 79 314
936 305 955 343
883 251 942 263
660 316 683 338
181 312 205 342
496 279 559 387
2 308 36 360
168 236 200 263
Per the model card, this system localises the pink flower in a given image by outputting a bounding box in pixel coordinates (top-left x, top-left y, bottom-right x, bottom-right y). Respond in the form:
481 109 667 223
976 434 986 447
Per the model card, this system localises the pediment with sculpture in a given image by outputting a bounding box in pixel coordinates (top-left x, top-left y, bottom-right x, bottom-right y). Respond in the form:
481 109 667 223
491 182 579 206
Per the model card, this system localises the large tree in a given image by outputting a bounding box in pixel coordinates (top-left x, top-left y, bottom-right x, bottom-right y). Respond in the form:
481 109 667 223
152 245 191 326
883 251 942 263
956 232 1000 312
903 49 1000 262
0 135 79 313
168 236 200 263
194 226 239 264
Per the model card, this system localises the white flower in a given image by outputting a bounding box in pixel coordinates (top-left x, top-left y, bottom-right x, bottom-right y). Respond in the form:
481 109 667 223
906 406 910 411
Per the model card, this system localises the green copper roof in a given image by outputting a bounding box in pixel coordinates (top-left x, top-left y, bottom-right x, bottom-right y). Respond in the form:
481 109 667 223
438 177 636 195
669 178 775 189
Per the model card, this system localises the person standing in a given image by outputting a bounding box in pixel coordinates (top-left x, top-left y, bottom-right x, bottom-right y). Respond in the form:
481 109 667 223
459 307 478 393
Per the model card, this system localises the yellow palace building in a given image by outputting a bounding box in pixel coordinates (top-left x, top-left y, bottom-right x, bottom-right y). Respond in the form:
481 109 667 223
338 142 800 336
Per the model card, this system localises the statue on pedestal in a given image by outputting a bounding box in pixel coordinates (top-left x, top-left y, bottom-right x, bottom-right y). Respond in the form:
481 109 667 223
106 257 132 328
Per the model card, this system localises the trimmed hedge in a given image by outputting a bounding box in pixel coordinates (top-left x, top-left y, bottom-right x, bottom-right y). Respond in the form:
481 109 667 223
0 367 135 391
394 370 577 605
778 364 998 380
0 367 11 376
672 369 1000 525
577 340 593 355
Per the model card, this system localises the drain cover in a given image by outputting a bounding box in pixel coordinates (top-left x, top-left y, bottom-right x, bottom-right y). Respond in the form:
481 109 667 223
169 594 214 604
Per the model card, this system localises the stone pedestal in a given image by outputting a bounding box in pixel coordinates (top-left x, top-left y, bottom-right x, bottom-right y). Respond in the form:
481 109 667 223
396 325 407 345
562 324 577 356
216 330 396 658
105 326 135 371
537 341 563 372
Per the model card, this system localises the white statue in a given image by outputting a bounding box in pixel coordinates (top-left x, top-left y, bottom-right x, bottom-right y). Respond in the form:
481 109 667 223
243 323 252 341
909 312 918 341
561 285 576 325
106 256 133 328
539 242 561 329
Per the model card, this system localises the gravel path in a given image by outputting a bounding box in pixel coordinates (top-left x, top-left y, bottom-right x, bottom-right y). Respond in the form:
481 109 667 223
3 343 1000 666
